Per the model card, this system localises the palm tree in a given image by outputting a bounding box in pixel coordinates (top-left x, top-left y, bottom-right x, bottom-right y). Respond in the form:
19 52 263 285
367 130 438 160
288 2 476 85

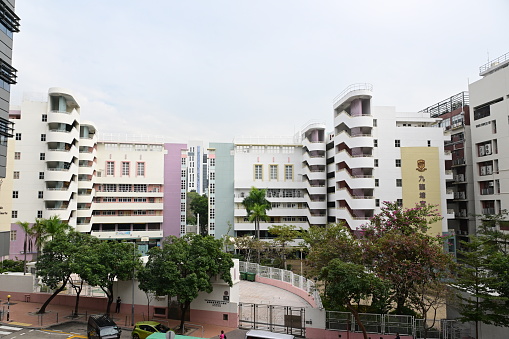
242 187 272 239
15 221 34 275
32 216 71 260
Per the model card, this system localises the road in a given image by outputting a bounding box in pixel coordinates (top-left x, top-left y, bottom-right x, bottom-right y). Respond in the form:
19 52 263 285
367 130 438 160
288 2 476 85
0 322 132 339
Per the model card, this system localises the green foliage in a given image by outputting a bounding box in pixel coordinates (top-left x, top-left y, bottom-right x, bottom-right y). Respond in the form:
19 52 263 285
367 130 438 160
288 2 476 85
189 193 209 235
455 211 509 335
361 202 453 315
242 187 271 239
138 234 233 332
268 224 301 270
302 223 361 278
0 259 24 273
35 231 100 313
83 241 142 315
320 259 390 339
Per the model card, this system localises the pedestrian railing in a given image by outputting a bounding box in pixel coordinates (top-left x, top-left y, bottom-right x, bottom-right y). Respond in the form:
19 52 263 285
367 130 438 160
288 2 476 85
239 261 322 308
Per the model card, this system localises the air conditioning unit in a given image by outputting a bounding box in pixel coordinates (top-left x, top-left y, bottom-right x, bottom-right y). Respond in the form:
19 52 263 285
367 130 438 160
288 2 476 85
479 145 485 156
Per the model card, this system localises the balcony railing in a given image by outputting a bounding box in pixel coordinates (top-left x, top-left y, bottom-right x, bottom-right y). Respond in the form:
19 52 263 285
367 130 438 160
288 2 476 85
333 83 373 105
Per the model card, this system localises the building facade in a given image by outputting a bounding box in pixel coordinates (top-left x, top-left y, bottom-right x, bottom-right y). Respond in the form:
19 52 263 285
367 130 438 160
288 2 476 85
0 0 19 259
469 52 509 224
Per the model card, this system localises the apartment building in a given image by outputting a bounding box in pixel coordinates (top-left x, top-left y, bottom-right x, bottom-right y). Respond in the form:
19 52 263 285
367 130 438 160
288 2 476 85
468 52 509 223
419 92 475 252
0 0 19 259
328 84 451 234
7 88 189 258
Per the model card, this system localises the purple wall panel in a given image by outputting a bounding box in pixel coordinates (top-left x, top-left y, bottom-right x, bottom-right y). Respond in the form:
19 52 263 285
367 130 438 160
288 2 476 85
163 143 187 238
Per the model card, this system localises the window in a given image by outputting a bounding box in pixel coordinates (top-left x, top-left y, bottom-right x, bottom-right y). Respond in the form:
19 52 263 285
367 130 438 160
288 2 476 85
373 119 377 127
41 134 46 141
38 191 43 199
254 164 262 180
42 114 47 122
122 162 130 176
10 230 16 241
181 203 186 212
11 210 17 219
15 132 21 140
134 184 147 192
397 199 403 206
40 153 45 160
374 139 378 147
137 162 145 176
285 165 294 180
37 211 43 218
375 179 379 187
427 140 431 147
374 159 378 167
39 172 44 179
375 199 380 207
13 171 19 179
104 184 117 192
119 184 132 192
106 161 115 176
395 159 401 167
396 179 402 187
270 165 278 180
12 191 18 198
395 140 401 147
14 151 20 160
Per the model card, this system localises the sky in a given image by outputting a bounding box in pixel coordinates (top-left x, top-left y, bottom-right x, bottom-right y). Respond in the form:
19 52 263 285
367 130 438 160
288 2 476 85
10 0 509 144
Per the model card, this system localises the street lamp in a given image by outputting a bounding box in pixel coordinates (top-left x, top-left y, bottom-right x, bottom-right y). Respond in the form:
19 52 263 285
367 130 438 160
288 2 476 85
131 241 136 326
7 294 10 321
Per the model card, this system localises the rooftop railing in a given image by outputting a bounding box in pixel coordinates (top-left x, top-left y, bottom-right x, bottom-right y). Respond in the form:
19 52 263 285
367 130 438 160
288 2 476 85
333 83 373 106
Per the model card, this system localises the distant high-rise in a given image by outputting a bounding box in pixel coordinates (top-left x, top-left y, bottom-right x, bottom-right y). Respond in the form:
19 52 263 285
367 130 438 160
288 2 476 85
0 0 19 259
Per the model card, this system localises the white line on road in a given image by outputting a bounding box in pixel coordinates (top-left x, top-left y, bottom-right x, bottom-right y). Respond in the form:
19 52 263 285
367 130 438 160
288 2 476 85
0 326 23 331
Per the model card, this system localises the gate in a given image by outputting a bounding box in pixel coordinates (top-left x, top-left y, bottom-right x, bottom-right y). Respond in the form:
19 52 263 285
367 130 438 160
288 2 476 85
239 302 305 337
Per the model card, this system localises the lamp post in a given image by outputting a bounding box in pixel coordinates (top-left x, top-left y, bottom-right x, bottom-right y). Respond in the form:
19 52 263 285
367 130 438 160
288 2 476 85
7 294 10 321
131 241 136 326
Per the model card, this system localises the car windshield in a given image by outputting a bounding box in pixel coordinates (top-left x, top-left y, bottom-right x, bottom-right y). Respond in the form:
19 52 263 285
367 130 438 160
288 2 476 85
154 324 170 333
100 326 119 336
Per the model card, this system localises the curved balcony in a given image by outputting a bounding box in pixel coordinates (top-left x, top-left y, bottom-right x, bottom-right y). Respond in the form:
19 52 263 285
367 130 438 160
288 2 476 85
334 111 373 129
46 128 79 144
335 171 374 189
308 214 327 225
79 134 98 148
333 83 373 111
302 152 326 167
335 133 374 149
335 191 375 209
335 151 374 168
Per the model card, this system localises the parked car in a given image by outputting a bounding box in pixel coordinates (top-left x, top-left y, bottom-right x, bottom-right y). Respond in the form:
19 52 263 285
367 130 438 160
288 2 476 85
87 314 122 339
132 321 171 339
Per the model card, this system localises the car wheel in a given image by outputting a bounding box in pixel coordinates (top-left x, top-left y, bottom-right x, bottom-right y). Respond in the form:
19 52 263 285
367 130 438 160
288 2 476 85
133 334 140 339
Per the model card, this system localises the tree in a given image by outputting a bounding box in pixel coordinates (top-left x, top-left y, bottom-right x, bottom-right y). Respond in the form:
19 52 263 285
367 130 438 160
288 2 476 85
302 223 361 278
320 259 390 339
268 224 301 270
361 202 453 315
138 234 233 333
231 235 264 263
15 221 34 275
242 187 272 239
189 193 209 235
83 241 142 315
35 231 98 314
32 216 72 260
455 212 509 338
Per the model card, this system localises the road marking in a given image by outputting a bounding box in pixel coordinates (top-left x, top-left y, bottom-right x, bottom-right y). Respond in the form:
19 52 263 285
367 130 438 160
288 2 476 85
0 331 13 335
40 330 86 338
7 323 32 327
0 326 23 331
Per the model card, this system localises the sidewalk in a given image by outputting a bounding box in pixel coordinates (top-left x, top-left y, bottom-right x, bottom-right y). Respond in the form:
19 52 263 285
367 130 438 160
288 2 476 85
0 299 238 338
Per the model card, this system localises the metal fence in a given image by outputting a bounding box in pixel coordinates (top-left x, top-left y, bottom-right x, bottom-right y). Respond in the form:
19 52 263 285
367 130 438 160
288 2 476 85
326 311 469 339
239 261 322 308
